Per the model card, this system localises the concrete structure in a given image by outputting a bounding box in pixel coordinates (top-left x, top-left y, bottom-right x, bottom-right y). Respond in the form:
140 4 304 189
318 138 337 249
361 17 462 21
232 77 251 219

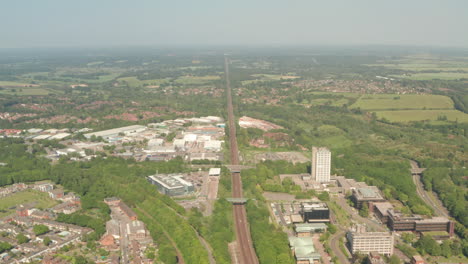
387 210 454 235
351 186 386 209
300 202 330 223
147 174 194 196
84 125 146 140
118 201 138 221
104 197 121 206
34 183 53 192
346 226 394 255
294 223 328 237
204 140 223 151
311 147 331 182
126 220 148 240
208 168 221 176
371 202 394 224
48 133 71 140
288 236 321 264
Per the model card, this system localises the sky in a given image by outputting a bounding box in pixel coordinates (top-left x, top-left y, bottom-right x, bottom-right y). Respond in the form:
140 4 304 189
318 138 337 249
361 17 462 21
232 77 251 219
1 0 467 48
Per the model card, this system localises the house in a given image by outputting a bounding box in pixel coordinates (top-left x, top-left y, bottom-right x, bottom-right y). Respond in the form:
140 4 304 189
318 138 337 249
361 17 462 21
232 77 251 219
16 205 33 217
411 255 425 264
34 183 54 192
104 197 121 207
48 189 64 199
100 234 119 251
118 202 138 221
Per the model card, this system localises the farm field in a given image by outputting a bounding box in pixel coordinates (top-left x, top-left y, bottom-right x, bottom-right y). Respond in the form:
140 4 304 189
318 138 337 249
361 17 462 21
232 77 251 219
351 94 454 110
366 63 468 72
117 76 170 87
242 74 300 85
375 109 468 123
0 87 58 96
0 189 58 218
0 81 38 87
367 54 468 80
174 75 220 85
391 72 468 80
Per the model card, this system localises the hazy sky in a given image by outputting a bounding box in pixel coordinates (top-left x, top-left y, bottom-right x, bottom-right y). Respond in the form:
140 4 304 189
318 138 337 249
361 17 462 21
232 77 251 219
1 0 467 48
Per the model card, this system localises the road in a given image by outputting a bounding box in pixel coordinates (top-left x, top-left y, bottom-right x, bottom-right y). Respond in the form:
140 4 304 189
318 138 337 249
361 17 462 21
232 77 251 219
333 196 411 262
225 56 259 264
335 197 387 232
410 160 449 218
329 229 349 264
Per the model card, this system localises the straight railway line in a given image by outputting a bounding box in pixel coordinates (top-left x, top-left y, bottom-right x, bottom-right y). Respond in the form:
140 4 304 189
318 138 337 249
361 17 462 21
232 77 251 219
224 57 259 264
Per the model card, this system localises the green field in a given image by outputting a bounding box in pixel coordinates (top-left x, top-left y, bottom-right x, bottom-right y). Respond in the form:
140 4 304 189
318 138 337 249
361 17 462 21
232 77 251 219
367 54 468 80
375 110 468 123
242 74 300 85
174 75 220 85
351 94 454 110
0 189 58 217
117 75 219 87
117 76 170 87
0 81 36 86
0 87 57 96
391 72 468 80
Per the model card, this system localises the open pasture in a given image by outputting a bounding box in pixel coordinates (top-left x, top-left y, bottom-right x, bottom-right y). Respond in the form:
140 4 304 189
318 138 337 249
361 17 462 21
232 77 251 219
0 190 58 218
375 109 468 123
351 94 454 110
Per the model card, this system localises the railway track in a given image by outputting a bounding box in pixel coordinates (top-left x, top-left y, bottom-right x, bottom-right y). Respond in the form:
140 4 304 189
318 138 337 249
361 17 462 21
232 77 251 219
225 57 259 264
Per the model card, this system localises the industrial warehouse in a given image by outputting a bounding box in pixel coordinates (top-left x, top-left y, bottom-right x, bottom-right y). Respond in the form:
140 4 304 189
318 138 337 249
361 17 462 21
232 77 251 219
147 174 194 196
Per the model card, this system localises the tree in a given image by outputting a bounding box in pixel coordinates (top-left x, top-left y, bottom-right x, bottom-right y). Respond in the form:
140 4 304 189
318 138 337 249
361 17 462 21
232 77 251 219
359 203 369 217
16 233 29 244
33 224 50 236
401 232 416 244
43 236 52 246
327 224 337 234
276 253 291 264
318 191 329 201
416 236 441 256
450 240 462 256
388 255 401 264
441 240 452 258
0 242 13 253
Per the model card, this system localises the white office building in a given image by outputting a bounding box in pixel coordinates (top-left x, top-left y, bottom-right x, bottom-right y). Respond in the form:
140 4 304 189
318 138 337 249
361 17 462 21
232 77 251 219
311 147 331 182
346 227 394 255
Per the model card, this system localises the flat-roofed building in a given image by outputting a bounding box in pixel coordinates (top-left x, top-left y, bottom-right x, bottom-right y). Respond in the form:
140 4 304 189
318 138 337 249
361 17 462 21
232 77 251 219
118 201 138 221
208 168 221 177
294 223 328 237
347 226 394 255
147 174 194 196
300 202 330 223
126 220 148 241
291 214 304 223
371 202 394 224
84 125 146 140
351 186 386 209
204 140 223 151
387 210 454 235
104 197 121 206
288 236 321 264
311 147 331 183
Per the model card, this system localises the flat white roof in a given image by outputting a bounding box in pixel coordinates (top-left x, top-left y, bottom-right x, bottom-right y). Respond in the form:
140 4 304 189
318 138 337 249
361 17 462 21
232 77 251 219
84 125 146 138
34 134 51 140
209 168 221 175
49 133 71 140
